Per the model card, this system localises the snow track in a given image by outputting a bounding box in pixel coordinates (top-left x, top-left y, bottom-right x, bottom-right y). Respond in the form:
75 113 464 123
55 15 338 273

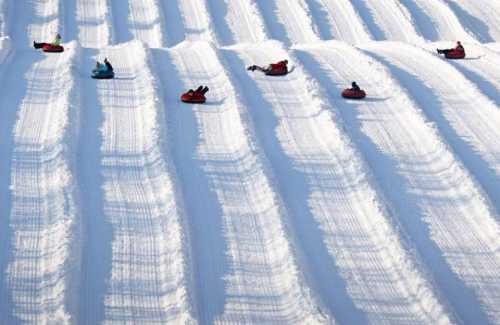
398 0 476 42
359 42 500 323
365 43 500 216
432 43 500 107
173 0 215 44
350 0 423 43
225 40 454 324
443 0 500 43
123 0 165 47
153 41 326 324
204 0 267 45
0 45 78 324
1 0 500 323
78 41 193 324
303 0 371 44
73 0 112 48
254 0 319 45
10 0 61 47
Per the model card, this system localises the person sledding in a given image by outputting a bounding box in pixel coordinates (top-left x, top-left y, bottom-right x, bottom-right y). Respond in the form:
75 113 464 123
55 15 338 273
342 81 366 99
437 41 465 59
34 33 64 52
181 85 209 104
92 58 115 79
248 59 289 76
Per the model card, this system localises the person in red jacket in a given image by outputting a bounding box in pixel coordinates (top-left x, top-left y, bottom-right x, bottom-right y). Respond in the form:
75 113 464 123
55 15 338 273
248 60 288 74
437 41 464 55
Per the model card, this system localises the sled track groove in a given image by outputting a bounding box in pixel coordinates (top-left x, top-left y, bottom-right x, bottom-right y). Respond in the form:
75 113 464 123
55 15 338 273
304 44 498 323
364 42 500 218
224 40 457 324
396 0 476 42
253 0 318 46
2 44 78 324
153 42 327 324
72 0 112 48
302 0 371 44
78 42 193 324
203 0 268 45
124 0 165 48
1 0 500 323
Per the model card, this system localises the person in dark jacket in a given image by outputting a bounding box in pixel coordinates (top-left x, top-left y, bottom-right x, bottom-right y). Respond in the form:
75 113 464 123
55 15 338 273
437 41 464 55
187 86 209 96
248 60 288 73
34 33 62 49
104 58 113 72
351 81 361 91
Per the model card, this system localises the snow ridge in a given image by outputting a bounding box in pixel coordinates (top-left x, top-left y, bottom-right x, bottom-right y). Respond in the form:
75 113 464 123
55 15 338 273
0 0 500 323
4 43 78 324
84 41 193 324
154 40 326 325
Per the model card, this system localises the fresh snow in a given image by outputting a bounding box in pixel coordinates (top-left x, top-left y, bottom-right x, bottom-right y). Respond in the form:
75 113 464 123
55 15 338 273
0 0 499 324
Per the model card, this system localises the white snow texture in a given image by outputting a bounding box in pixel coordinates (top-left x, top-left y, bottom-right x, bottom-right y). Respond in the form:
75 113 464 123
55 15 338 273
0 0 499 324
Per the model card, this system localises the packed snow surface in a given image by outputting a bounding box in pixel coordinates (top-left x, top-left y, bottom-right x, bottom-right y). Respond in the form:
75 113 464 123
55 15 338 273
0 0 499 324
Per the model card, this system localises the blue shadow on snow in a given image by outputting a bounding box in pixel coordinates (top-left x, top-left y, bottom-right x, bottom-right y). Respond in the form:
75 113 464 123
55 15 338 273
221 49 369 325
299 48 492 325
151 48 228 324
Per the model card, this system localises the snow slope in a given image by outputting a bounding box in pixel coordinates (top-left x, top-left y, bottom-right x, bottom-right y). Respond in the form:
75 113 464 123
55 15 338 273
153 42 325 324
0 43 78 324
0 0 499 324
226 40 452 324
297 41 499 324
77 41 194 324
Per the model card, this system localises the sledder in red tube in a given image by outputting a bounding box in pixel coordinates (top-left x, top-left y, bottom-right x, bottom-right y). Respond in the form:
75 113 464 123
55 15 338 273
181 86 209 104
437 41 465 59
248 60 289 76
34 33 64 53
342 82 366 99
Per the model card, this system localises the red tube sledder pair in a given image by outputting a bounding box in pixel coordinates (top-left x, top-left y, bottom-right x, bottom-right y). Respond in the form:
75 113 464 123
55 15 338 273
181 86 209 104
181 60 289 104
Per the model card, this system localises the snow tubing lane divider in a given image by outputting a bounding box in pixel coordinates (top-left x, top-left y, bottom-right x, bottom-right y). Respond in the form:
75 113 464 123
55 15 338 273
181 92 206 104
342 89 366 99
445 50 465 59
42 44 64 53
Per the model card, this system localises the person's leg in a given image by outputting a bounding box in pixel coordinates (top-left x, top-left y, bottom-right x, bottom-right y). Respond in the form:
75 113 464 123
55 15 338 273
201 86 209 94
195 85 203 93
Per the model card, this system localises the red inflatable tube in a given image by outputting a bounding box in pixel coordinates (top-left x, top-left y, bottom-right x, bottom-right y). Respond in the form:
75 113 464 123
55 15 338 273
445 50 465 59
265 67 288 76
342 89 366 99
42 44 64 53
181 92 206 104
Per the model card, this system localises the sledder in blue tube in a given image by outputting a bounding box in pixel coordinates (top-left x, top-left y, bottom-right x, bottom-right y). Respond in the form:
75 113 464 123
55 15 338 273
92 58 114 79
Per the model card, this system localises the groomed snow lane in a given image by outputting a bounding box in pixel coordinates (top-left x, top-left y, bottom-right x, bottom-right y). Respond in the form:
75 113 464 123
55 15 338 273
153 41 326 325
78 41 194 324
364 42 500 218
309 43 500 324
72 0 112 48
224 40 453 324
0 44 78 324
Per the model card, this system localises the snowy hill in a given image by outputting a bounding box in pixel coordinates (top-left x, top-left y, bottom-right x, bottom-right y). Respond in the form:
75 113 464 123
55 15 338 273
0 1 499 324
